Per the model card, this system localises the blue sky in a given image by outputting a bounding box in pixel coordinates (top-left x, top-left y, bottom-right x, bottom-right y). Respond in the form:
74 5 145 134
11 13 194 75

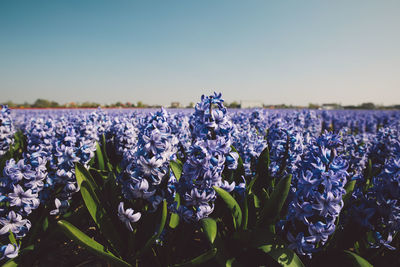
1 0 399 106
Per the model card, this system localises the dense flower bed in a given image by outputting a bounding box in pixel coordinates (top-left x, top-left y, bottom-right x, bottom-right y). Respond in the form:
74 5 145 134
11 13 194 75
0 95 399 266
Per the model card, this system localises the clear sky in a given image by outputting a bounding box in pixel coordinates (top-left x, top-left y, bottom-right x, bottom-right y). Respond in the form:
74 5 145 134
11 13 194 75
1 0 399 106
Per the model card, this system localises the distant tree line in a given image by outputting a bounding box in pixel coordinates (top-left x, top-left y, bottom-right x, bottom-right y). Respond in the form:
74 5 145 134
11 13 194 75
0 99 244 109
1 99 400 110
307 102 400 110
1 99 145 108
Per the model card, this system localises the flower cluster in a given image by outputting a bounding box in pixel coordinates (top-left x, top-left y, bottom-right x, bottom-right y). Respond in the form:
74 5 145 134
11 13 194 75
282 131 348 257
365 155 400 249
337 127 369 181
248 109 268 136
231 111 267 177
0 106 15 157
176 93 238 222
349 125 400 249
25 117 55 163
368 125 399 170
190 93 233 140
267 118 305 178
88 108 112 138
109 114 140 164
118 108 179 230
0 151 47 260
48 114 98 214
169 112 192 154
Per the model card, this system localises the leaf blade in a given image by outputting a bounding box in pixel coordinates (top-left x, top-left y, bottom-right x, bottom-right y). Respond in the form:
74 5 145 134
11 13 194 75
173 248 217 267
95 142 105 171
213 186 242 229
57 220 131 267
342 250 373 267
75 163 122 253
258 174 292 226
201 218 217 244
135 199 168 257
170 160 183 181
169 193 181 229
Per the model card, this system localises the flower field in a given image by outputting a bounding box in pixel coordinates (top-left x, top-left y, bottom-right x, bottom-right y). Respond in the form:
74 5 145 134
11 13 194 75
1 93 399 266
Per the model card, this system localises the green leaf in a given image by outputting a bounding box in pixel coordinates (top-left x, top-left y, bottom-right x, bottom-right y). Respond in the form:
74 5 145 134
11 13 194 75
116 164 122 174
136 200 168 257
57 220 131 267
343 180 356 204
213 236 244 267
2 260 18 267
213 186 242 229
95 142 105 170
252 146 272 197
342 250 373 267
246 176 258 194
364 159 373 191
42 216 49 232
225 258 237 267
75 163 122 253
256 146 270 179
258 244 304 267
75 165 103 221
102 172 120 214
75 163 100 196
201 218 217 244
242 192 249 230
235 228 304 267
88 155 95 167
170 160 183 181
253 191 262 209
8 231 17 245
157 199 168 237
261 188 270 203
258 174 292 226
100 134 112 172
27 211 48 245
107 162 113 172
89 168 106 188
173 248 217 267
20 244 34 253
169 193 181 229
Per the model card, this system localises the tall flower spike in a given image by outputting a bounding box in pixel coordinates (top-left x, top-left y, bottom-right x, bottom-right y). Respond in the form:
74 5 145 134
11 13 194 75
118 108 179 215
282 131 348 256
176 93 236 222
